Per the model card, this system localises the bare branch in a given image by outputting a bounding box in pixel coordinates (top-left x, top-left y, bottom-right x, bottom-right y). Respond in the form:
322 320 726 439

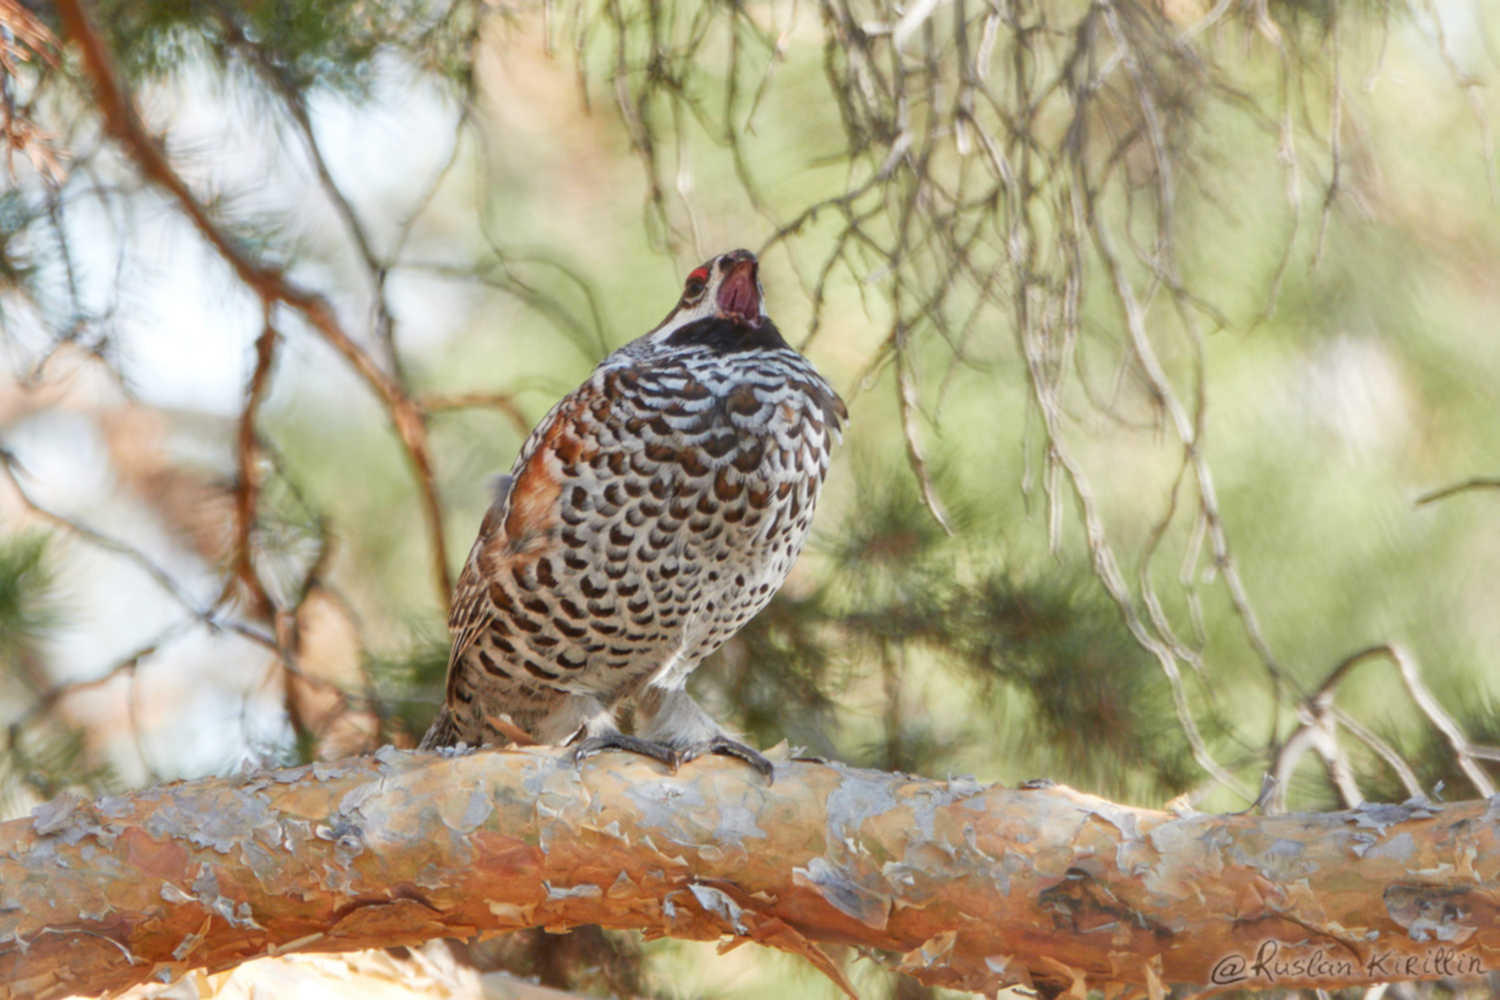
1268 645 1498 812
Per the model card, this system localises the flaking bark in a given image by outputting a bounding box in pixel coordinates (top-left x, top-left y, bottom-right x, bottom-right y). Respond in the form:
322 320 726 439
2 748 1497 999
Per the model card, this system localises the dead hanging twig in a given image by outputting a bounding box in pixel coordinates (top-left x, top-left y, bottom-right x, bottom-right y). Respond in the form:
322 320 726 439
1267 643 1498 814
892 325 954 536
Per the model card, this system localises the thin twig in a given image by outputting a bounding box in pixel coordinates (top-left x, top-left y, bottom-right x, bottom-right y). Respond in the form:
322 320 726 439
892 326 954 535
420 390 532 437
218 318 280 617
1415 477 1500 506
0 450 277 657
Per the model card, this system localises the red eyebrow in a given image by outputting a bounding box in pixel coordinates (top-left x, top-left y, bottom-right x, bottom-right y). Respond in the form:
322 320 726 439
687 265 709 285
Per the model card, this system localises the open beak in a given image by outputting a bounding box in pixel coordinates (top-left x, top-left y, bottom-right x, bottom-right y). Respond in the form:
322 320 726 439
716 254 761 326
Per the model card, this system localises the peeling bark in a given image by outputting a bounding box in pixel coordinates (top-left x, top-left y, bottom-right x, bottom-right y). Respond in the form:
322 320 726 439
2 748 1497 999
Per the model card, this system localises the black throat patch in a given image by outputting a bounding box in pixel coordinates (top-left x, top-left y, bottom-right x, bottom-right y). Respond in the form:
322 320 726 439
663 316 792 354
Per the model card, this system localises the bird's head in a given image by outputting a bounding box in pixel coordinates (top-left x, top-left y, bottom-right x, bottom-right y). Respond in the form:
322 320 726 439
648 249 787 352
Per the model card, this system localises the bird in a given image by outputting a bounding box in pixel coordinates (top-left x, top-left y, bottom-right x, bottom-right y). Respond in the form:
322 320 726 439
419 248 846 776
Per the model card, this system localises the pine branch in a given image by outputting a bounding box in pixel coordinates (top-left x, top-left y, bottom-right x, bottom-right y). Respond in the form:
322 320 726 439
3 750 1497 999
52 0 454 611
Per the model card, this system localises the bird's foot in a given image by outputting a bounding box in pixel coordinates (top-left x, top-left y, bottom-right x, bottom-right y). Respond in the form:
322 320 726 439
572 731 680 770
675 735 775 780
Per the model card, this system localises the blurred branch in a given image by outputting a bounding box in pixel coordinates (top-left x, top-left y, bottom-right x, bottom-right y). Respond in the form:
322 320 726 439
208 3 407 383
420 389 531 437
52 0 453 610
1269 644 1388 813
2 626 179 787
5 750 1500 999
1415 477 1500 506
0 0 63 179
0 0 55 69
0 448 273 652
892 324 953 535
2 432 382 763
220 320 280 619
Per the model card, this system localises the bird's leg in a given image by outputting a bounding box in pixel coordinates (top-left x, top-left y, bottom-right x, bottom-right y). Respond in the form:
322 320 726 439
551 694 682 769
635 683 774 779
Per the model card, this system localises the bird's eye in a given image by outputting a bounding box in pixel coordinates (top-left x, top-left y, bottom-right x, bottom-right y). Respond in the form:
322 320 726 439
683 266 709 298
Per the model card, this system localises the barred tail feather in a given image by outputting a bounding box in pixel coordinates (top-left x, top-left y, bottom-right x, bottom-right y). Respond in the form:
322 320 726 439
418 706 464 750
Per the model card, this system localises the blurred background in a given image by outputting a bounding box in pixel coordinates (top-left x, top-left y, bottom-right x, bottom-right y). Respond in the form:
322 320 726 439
2 0 1499 995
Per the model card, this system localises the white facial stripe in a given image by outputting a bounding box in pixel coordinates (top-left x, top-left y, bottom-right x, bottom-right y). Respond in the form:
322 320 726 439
643 252 772 347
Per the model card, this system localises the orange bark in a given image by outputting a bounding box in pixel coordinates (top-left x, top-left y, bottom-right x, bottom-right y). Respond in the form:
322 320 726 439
1 749 1497 999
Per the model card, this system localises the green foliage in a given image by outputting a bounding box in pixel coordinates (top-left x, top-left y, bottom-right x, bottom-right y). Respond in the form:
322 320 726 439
0 192 57 329
950 570 1200 795
366 631 450 742
89 0 476 94
0 532 58 667
0 533 121 813
0 194 41 293
1 724 120 813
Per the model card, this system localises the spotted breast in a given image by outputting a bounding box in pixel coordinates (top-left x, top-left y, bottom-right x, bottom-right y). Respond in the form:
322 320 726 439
421 249 845 775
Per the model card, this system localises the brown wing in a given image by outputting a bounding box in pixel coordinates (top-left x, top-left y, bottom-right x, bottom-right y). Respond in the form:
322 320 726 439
443 473 513 676
441 384 602 695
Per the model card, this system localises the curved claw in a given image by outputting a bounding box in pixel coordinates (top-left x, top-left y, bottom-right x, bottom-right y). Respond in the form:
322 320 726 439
572 732 680 770
676 736 775 781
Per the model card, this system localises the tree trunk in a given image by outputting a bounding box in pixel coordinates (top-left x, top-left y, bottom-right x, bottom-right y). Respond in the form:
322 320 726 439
2 748 1496 998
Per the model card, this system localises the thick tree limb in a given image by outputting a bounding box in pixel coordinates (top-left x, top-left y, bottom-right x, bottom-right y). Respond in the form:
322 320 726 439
2 750 1497 999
